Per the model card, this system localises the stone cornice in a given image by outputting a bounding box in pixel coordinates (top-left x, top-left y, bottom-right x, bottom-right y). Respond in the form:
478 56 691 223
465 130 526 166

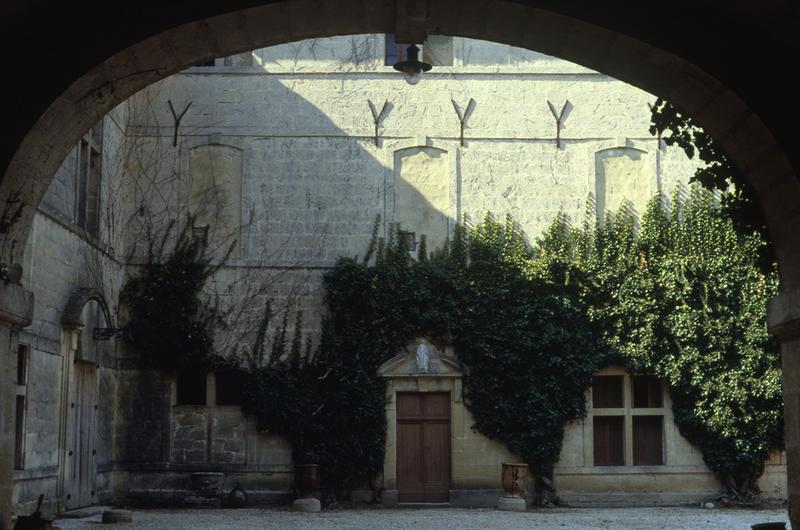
0 283 32 329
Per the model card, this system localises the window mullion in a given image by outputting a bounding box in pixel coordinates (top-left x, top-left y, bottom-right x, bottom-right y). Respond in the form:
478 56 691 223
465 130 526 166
624 375 633 466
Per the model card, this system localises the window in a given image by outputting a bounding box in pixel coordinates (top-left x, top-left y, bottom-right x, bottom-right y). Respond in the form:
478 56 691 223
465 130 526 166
14 343 30 470
632 375 662 408
633 415 663 465
399 230 417 251
592 375 623 408
15 396 26 470
214 371 242 406
76 121 103 238
192 225 210 247
385 34 454 67
591 370 665 466
176 371 243 407
385 34 411 66
423 35 454 66
17 343 28 385
593 416 624 466
176 371 208 406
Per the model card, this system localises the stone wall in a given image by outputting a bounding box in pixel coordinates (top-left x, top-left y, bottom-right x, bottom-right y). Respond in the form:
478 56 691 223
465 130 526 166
554 366 788 506
121 34 701 350
12 103 133 517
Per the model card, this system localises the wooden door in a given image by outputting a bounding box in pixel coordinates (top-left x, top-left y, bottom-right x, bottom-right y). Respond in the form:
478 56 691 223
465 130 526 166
396 392 450 502
64 360 97 509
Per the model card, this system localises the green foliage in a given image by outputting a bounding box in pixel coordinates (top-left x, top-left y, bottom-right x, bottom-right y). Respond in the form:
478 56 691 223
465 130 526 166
637 190 782 494
537 189 783 495
317 194 781 496
123 189 781 500
120 218 229 371
239 312 387 498
649 98 773 268
319 216 605 483
454 216 604 478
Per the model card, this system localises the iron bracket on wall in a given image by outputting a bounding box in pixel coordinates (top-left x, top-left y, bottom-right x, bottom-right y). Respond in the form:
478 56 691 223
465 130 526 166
368 99 391 147
452 98 476 147
547 100 571 149
93 326 126 341
168 100 192 147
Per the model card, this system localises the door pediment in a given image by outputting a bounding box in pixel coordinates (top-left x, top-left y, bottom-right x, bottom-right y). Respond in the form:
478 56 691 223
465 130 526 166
378 338 461 378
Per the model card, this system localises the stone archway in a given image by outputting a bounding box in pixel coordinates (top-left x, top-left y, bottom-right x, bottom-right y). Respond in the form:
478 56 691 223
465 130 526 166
1 1 800 527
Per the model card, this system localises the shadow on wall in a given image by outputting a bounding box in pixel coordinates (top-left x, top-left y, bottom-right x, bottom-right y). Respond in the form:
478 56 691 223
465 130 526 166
124 73 456 268
118 72 455 469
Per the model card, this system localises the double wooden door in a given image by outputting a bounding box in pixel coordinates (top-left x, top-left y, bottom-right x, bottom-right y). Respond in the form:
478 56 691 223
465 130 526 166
396 392 451 502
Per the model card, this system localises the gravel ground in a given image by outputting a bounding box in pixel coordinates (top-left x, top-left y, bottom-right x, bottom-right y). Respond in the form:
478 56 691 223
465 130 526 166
53 506 790 529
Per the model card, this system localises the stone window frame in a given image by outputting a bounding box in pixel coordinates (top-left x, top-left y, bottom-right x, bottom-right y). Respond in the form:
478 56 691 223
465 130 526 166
384 34 455 67
74 121 103 239
387 142 456 252
173 371 242 408
584 138 660 225
588 365 667 468
181 137 246 261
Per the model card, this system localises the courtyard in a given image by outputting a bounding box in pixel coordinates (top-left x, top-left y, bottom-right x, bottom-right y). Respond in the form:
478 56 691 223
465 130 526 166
53 506 790 529
2 3 799 529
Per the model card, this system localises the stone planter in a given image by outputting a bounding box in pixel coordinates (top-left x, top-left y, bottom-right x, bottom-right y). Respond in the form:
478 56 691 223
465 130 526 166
187 472 224 508
189 472 224 496
295 464 320 499
226 483 248 508
498 463 527 512
501 463 527 498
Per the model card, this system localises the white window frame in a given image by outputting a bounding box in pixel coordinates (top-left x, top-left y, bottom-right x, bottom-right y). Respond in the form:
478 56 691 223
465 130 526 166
74 121 103 238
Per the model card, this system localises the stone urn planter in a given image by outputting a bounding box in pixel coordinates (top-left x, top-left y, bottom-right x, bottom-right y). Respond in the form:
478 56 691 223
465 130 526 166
189 472 224 495
295 464 320 498
292 464 321 512
501 462 527 498
498 463 528 512
188 471 225 508
226 482 248 508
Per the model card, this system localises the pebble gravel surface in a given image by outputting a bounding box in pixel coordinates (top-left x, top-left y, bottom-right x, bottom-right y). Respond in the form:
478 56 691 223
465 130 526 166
53 506 789 529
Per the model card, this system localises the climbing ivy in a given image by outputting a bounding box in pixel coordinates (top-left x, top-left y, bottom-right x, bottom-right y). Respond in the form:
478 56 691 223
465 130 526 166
537 189 783 498
313 216 605 498
238 309 388 499
649 98 773 268
122 193 781 503
120 218 230 371
313 192 781 499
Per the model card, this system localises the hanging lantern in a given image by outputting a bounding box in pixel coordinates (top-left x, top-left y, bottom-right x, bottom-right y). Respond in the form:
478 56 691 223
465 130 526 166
393 44 432 85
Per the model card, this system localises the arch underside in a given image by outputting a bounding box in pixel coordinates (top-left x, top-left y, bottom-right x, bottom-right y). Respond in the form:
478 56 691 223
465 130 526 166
0 1 799 526
3 1 798 291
